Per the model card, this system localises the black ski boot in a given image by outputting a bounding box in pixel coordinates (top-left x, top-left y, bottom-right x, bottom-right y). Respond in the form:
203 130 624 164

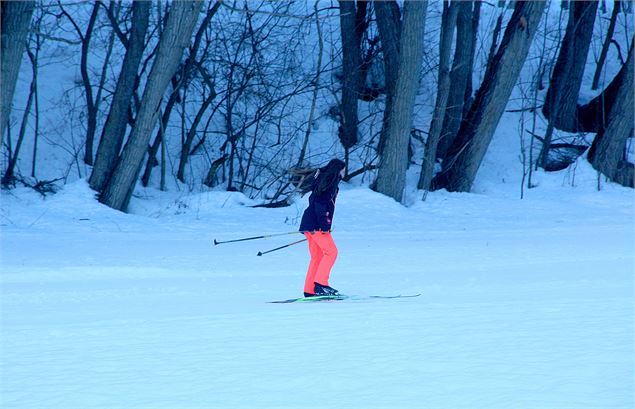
304 292 316 298
314 282 339 296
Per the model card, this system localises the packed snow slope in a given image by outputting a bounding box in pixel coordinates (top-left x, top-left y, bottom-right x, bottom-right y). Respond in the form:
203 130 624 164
1 159 634 409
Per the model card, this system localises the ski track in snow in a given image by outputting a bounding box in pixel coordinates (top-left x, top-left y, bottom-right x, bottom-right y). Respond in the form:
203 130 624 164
1 180 634 409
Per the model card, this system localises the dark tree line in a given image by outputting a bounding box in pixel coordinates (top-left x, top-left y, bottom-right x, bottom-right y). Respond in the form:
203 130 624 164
1 0 633 212
336 0 632 197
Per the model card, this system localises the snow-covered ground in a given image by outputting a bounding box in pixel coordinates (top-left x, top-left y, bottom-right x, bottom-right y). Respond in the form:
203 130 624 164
1 158 633 409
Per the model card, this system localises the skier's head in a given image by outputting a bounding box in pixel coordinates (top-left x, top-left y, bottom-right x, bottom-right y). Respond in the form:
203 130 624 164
315 159 345 194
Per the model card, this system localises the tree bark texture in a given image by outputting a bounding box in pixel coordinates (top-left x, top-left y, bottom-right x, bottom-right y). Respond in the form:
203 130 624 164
418 1 457 191
577 37 633 133
463 0 481 116
433 1 547 192
374 1 401 93
90 0 150 192
485 9 504 76
587 42 634 187
542 0 598 132
0 1 35 147
437 0 477 160
338 1 365 154
374 0 402 157
141 81 178 187
374 0 427 203
1 55 35 186
100 1 202 211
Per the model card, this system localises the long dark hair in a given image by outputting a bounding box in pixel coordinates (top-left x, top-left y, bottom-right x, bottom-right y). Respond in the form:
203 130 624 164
315 159 345 195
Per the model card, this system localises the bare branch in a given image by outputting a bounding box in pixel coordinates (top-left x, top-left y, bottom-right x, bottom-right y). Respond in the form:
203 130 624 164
31 32 81 45
220 2 345 20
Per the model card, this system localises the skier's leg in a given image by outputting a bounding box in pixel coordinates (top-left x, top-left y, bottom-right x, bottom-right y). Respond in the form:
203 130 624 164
304 233 323 294
312 232 338 286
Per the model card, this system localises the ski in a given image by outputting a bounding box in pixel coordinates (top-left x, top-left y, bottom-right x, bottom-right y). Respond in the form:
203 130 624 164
268 293 421 304
367 294 421 300
269 295 349 304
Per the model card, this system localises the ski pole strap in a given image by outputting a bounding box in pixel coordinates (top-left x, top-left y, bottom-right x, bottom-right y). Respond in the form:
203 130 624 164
257 238 307 256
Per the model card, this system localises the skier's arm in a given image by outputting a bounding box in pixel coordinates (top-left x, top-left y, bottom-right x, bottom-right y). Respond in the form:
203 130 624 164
313 194 332 232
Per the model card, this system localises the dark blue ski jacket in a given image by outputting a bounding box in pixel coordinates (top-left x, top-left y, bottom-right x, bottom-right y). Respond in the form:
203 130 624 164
299 176 339 232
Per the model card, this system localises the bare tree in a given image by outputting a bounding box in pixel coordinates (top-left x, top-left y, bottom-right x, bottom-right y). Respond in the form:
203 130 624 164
297 1 325 168
338 0 367 171
542 0 598 132
1 38 37 186
592 0 621 90
437 0 479 160
89 0 150 192
485 6 505 75
58 2 101 166
177 65 217 183
204 1 312 194
100 1 203 211
141 80 178 187
141 0 220 188
418 1 458 193
433 1 547 192
587 42 634 187
1 1 35 147
29 12 43 178
173 2 222 183
373 0 427 203
374 0 401 157
578 38 633 133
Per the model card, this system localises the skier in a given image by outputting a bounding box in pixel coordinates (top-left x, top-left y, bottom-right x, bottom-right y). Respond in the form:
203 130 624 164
299 159 346 297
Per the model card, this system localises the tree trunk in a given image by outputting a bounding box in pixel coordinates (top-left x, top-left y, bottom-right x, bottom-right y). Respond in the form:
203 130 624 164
592 0 621 90
1 55 35 186
89 1 150 192
587 42 634 187
418 1 457 192
542 0 598 132
485 9 504 75
437 0 475 161
177 70 216 182
374 0 402 157
175 2 221 185
433 1 547 192
577 36 633 133
100 1 202 212
373 0 427 203
463 0 481 116
29 30 41 178
141 82 178 187
0 1 35 147
139 1 220 187
374 1 401 92
338 1 366 161
80 3 100 166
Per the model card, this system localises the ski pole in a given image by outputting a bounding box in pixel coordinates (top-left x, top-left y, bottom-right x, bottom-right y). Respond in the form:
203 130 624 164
214 231 303 246
257 238 307 256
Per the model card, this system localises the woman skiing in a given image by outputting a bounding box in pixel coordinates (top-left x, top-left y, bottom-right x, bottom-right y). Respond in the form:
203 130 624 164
299 159 346 297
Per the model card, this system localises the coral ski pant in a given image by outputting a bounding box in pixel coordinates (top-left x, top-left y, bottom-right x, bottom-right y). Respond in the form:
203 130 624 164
304 232 338 294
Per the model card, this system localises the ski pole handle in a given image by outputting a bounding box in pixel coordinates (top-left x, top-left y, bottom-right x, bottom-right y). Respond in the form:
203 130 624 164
257 238 307 256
